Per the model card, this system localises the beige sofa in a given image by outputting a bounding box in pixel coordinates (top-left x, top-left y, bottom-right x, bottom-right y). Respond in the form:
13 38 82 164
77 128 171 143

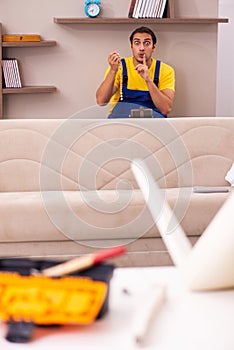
0 117 233 266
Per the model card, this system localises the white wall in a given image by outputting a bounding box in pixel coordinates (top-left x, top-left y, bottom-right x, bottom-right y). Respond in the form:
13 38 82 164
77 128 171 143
216 0 234 117
0 0 222 119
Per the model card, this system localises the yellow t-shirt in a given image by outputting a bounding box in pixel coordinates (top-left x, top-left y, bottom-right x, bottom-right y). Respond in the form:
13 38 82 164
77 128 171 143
104 56 175 103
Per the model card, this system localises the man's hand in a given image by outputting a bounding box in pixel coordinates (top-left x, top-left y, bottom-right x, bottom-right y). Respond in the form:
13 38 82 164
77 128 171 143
135 54 151 82
96 51 120 105
108 51 121 73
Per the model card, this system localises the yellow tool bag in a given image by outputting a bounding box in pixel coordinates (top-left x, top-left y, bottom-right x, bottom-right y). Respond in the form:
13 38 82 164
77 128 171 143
0 258 115 343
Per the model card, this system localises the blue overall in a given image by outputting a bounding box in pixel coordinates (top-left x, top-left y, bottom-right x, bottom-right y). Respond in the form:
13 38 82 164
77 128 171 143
108 58 167 119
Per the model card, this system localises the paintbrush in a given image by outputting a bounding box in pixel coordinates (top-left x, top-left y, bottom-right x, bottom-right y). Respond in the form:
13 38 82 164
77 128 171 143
40 246 126 277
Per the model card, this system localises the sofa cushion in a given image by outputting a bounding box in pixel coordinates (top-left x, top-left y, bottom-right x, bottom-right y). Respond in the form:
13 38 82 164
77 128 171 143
0 118 233 192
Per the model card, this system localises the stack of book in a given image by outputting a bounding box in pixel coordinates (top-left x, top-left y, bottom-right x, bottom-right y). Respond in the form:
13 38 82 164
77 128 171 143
128 0 168 18
2 59 22 88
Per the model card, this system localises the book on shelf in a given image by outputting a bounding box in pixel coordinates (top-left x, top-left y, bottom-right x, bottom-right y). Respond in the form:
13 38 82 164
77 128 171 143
132 0 143 18
2 70 6 88
2 59 22 88
158 0 168 18
142 0 151 18
2 34 41 42
128 0 137 18
138 0 147 18
128 0 168 18
156 0 162 18
151 0 160 18
144 0 154 18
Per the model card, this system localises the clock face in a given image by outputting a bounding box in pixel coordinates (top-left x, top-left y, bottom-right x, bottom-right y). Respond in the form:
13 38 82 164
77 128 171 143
86 3 100 17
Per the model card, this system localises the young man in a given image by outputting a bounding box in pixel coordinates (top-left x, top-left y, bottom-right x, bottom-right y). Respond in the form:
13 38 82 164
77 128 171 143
96 26 175 118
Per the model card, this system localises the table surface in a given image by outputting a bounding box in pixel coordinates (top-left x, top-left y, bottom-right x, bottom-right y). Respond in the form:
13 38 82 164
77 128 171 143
0 266 233 350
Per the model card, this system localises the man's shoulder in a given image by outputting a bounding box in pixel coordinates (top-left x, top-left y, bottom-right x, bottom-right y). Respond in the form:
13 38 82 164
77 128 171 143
158 60 174 73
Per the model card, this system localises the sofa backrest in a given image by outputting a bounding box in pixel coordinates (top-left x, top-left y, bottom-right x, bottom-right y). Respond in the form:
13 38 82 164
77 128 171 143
0 118 233 192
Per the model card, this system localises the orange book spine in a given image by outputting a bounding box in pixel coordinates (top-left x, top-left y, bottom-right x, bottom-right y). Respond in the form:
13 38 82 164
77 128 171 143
2 34 41 42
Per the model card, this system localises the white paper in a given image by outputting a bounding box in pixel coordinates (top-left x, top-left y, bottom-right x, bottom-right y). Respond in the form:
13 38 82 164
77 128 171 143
225 163 234 186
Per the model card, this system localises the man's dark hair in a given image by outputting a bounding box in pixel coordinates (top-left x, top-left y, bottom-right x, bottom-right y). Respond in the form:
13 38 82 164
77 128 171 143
129 26 157 46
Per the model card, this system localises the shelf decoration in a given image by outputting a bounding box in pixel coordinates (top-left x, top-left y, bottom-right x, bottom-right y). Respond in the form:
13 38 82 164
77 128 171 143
84 0 101 18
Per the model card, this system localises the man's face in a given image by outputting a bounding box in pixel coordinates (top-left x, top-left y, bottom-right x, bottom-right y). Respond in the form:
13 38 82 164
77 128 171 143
131 32 156 64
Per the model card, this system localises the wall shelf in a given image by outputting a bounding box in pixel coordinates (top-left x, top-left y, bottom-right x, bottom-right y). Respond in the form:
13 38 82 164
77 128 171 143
0 22 57 119
3 86 57 94
53 17 229 25
2 40 56 48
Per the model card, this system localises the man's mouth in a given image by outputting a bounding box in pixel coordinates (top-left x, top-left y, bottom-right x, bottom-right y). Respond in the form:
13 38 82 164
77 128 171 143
139 54 145 60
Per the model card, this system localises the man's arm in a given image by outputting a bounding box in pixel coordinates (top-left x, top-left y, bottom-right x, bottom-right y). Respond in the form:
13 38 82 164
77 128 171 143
96 51 120 106
135 55 175 115
145 82 175 115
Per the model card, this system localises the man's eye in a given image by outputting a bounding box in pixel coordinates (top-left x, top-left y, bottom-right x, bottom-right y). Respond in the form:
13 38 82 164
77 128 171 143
133 41 140 45
144 42 151 46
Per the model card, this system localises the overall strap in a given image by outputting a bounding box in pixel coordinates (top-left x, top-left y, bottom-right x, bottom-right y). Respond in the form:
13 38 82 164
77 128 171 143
121 58 128 85
153 60 161 87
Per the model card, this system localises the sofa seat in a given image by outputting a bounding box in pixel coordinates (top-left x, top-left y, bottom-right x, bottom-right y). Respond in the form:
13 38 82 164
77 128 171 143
0 188 230 246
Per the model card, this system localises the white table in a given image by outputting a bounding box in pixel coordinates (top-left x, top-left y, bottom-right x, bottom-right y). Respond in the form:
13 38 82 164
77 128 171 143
0 266 233 350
